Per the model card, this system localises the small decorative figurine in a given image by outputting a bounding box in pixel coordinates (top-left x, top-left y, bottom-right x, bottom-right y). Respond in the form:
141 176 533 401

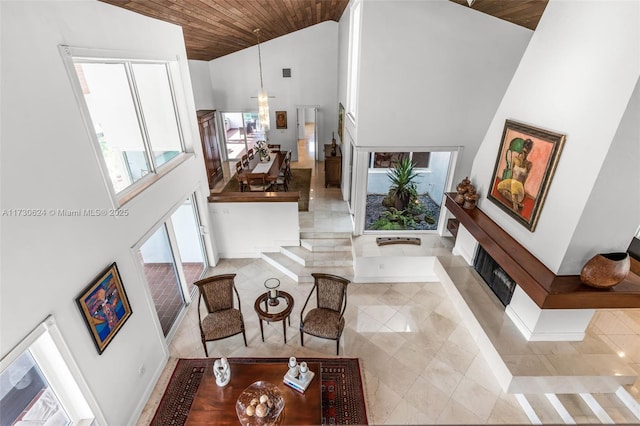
455 176 471 204
213 357 231 387
287 357 299 378
331 132 337 156
463 186 478 210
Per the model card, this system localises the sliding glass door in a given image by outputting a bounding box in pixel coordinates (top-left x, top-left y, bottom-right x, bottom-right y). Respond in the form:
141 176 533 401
137 193 208 337
221 112 264 160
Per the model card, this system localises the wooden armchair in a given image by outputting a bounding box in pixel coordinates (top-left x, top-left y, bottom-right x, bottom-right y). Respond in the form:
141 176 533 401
194 274 247 357
300 273 350 355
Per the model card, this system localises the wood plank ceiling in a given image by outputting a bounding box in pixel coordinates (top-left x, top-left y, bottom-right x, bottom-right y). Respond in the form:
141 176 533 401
449 0 548 31
99 0 548 61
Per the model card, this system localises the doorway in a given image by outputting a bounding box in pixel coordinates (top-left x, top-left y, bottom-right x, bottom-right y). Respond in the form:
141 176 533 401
296 106 318 166
220 112 265 160
136 193 208 337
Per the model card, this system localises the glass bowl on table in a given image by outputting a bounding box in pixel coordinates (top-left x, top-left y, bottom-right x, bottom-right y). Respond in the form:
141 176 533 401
236 381 284 425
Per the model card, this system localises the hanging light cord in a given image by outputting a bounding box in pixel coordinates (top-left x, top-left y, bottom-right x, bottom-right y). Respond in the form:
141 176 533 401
254 28 264 89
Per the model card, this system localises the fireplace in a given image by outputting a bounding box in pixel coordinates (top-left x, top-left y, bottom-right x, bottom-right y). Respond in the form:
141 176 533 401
473 245 516 306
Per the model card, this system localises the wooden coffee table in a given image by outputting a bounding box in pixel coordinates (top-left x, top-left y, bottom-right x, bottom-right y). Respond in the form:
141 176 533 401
254 291 294 343
186 361 321 425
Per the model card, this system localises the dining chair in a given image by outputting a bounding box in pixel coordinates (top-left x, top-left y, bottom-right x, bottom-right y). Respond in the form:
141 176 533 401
235 161 247 192
245 173 273 192
300 273 350 355
242 154 249 168
193 274 247 357
267 143 281 153
247 148 254 160
274 170 288 192
279 155 292 183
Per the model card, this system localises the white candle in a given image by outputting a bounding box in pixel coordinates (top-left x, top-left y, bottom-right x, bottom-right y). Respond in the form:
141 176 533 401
270 288 277 299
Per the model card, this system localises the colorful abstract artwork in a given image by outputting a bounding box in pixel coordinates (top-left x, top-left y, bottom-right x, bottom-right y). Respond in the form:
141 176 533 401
76 262 132 354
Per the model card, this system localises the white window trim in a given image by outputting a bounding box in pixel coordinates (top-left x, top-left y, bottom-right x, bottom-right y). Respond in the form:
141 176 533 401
0 316 107 425
58 45 190 208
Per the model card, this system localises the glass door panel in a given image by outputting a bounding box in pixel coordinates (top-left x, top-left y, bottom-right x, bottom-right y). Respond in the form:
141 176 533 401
222 112 265 160
139 225 185 336
170 196 207 294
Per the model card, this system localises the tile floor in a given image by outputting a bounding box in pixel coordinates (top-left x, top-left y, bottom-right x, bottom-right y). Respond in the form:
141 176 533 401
136 139 640 425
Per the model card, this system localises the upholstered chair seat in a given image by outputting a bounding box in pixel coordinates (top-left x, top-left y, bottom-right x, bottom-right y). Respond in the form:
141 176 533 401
300 308 344 339
300 273 350 355
194 274 247 356
201 308 245 341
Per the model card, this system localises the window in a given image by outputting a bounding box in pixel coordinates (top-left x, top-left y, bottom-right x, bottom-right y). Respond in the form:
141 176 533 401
0 317 102 425
62 46 186 204
347 1 362 119
370 152 430 169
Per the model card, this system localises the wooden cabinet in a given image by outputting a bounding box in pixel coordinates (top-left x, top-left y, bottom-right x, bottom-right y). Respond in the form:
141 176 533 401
324 144 342 188
197 110 222 189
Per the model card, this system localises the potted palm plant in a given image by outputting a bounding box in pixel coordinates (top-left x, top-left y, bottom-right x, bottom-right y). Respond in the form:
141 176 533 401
387 158 419 211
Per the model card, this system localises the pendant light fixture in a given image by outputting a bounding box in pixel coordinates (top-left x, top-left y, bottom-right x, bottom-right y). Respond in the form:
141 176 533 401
253 28 270 132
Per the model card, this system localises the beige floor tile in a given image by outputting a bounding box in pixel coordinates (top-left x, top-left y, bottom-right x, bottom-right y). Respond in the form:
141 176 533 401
450 376 500 420
137 160 640 425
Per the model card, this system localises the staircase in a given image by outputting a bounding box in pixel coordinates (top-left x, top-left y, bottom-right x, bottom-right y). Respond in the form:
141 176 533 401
260 231 354 283
515 385 640 424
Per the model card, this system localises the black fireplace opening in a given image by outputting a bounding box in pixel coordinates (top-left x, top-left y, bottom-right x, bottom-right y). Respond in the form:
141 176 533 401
473 246 517 306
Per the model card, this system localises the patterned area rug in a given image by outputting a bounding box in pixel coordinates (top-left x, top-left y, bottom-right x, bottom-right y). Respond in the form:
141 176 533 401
151 357 368 425
220 168 312 211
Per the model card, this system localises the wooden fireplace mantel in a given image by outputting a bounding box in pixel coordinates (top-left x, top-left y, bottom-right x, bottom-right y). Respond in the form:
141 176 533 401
445 193 640 309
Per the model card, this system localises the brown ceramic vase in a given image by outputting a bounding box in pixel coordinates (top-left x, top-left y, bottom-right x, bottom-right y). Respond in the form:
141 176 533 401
579 252 630 289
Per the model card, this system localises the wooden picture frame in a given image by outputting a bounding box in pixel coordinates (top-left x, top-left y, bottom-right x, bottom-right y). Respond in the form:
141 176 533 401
275 111 287 129
76 262 132 354
488 119 566 232
338 103 345 142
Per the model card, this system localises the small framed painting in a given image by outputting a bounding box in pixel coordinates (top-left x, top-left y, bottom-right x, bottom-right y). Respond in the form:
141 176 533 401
488 119 566 232
338 103 345 142
76 262 132 354
275 111 287 129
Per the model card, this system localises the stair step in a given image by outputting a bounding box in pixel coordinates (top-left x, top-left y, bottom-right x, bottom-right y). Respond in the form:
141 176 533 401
520 394 566 424
578 393 614 424
261 252 354 283
556 393 601 424
591 392 638 424
299 231 351 239
281 246 353 267
616 386 640 422
300 238 352 252
545 394 576 424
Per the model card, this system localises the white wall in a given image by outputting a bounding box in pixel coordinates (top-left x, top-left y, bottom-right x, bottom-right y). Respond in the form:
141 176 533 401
0 1 211 424
560 79 640 273
188 59 216 110
205 22 339 160
208 203 299 258
355 0 532 190
470 0 640 273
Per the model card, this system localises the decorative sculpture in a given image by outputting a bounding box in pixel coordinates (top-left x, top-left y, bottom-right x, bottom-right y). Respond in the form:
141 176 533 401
463 186 479 210
214 357 231 387
580 252 630 288
455 177 471 204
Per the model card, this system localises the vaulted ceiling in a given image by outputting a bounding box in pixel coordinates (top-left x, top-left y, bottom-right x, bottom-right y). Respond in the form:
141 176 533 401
99 0 548 61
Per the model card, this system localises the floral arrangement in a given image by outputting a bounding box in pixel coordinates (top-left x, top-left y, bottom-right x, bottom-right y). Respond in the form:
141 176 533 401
255 140 270 159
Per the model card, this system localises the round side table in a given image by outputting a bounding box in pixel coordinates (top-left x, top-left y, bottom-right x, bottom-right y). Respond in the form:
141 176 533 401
254 291 294 343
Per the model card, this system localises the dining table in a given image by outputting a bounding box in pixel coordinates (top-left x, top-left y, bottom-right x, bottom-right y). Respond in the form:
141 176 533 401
239 151 285 186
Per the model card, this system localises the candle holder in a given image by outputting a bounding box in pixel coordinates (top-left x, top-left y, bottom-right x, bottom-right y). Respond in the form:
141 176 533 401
264 278 281 306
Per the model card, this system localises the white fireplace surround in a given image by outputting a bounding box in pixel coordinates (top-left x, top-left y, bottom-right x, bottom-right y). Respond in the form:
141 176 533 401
453 223 596 341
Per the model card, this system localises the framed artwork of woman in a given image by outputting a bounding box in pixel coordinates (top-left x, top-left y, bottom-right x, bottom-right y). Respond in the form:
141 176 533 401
488 119 566 232
276 111 287 129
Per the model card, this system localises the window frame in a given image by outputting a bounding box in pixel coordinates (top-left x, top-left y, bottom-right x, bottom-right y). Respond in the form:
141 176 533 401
0 316 106 425
59 45 189 207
